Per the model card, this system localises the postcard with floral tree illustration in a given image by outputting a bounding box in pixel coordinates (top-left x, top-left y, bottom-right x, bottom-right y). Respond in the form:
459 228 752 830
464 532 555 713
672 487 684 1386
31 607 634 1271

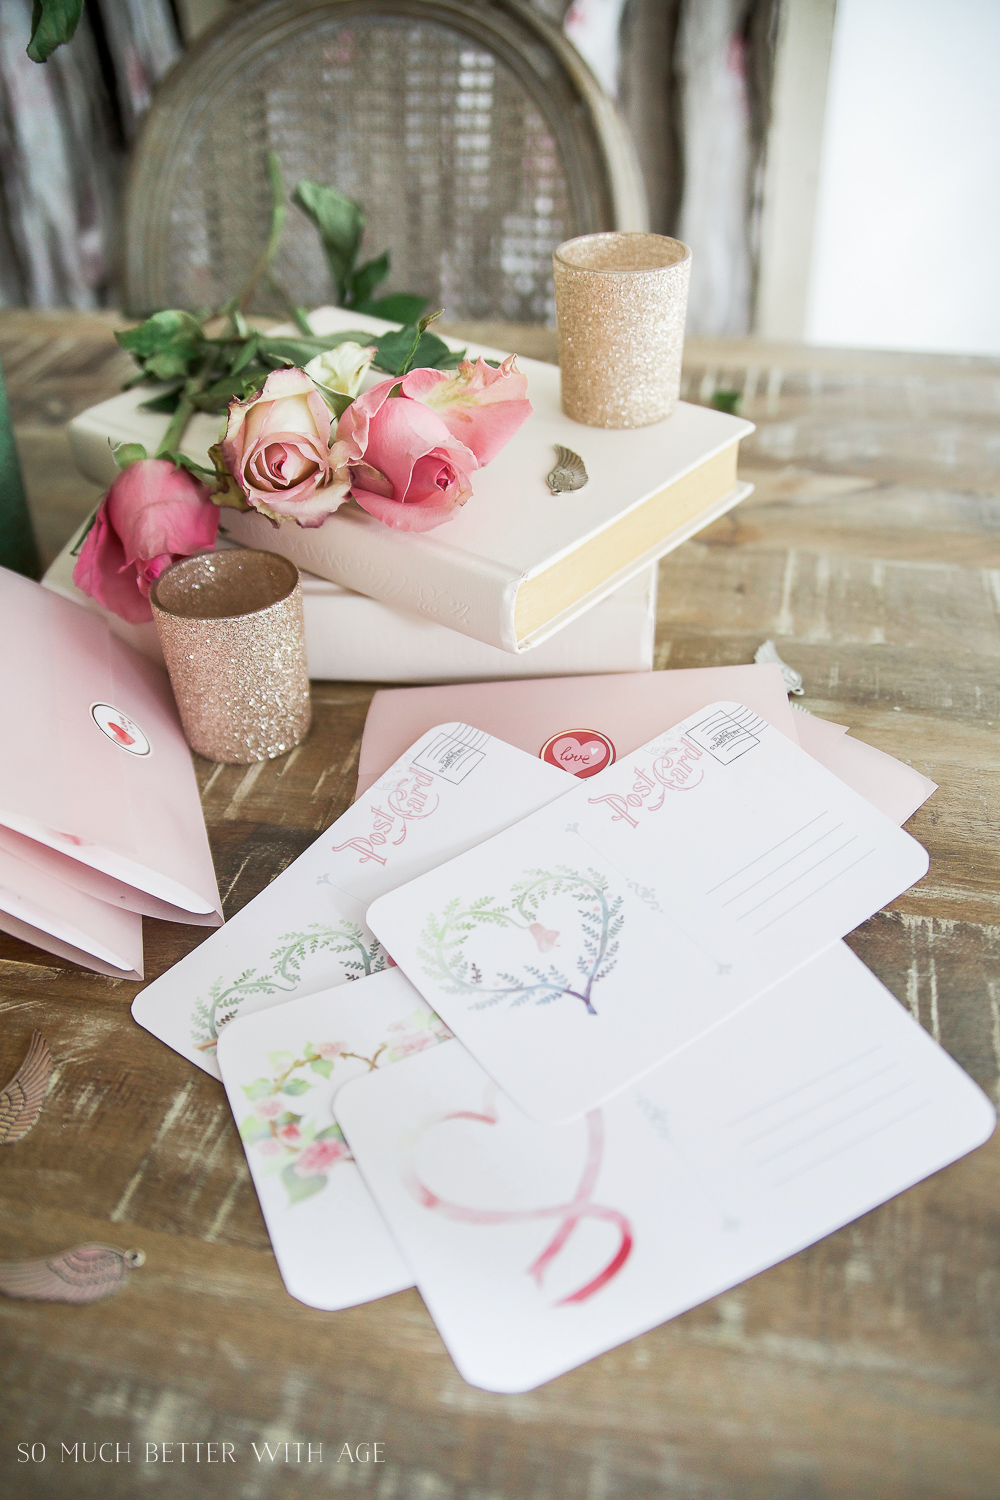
335 943 993 1392
216 966 454 1310
366 703 930 1123
132 724 570 1078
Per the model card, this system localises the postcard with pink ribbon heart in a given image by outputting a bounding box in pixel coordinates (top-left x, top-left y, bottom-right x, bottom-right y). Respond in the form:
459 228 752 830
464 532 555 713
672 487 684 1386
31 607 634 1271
335 942 993 1392
366 702 930 1123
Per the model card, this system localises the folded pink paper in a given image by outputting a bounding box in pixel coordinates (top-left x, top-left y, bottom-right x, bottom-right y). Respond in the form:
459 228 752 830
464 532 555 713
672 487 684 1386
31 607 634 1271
0 568 222 972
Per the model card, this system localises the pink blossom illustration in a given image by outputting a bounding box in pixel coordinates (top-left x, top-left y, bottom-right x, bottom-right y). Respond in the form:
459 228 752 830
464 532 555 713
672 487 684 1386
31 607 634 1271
294 1139 350 1177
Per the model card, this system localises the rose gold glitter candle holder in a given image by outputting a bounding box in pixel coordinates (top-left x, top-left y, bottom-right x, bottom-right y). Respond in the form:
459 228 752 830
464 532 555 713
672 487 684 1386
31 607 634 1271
150 550 311 765
553 232 691 428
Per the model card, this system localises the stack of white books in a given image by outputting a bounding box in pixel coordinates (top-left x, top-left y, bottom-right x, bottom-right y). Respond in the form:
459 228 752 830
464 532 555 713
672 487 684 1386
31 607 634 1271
57 308 753 682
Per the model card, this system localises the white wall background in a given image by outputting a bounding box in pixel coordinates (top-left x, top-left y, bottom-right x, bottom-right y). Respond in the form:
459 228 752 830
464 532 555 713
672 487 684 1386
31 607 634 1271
806 0 1000 355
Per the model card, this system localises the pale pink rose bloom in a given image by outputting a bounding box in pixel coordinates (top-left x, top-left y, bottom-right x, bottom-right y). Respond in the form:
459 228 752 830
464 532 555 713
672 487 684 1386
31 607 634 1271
254 1097 282 1120
222 368 351 526
73 458 218 625
256 1139 281 1157
402 355 532 465
277 1123 302 1145
293 1139 349 1177
315 1041 346 1060
337 377 477 532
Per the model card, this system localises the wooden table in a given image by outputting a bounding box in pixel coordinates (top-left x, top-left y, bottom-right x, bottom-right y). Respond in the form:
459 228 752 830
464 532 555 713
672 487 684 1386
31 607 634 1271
2 311 999 1500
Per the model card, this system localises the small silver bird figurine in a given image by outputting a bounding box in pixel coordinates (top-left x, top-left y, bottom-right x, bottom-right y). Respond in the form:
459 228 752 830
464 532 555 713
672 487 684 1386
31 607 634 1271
546 445 588 495
0 1031 52 1144
0 1244 145 1304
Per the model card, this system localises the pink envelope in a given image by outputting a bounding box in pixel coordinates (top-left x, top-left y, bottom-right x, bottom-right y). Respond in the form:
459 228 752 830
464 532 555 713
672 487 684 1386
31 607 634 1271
356 665 798 797
357 665 936 829
0 568 221 972
791 708 937 825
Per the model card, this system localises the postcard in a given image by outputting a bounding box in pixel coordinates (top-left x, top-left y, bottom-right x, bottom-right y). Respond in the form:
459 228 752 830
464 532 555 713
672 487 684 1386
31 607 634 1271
366 702 930 1121
335 942 994 1392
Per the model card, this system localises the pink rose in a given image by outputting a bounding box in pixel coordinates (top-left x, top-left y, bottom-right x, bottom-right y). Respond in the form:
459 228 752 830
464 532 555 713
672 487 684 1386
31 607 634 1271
277 1123 302 1145
402 355 532 465
337 376 478 532
254 1098 282 1120
315 1041 346 1060
293 1139 349 1177
73 458 218 625
256 1139 281 1157
222 368 351 527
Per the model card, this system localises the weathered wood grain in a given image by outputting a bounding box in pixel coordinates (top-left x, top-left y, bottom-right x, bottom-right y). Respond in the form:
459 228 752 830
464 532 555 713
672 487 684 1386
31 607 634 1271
2 313 1000 1499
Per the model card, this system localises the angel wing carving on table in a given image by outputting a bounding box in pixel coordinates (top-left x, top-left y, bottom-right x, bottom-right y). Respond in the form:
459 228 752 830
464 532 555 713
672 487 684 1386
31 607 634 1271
0 1244 145 1303
0 1031 52 1144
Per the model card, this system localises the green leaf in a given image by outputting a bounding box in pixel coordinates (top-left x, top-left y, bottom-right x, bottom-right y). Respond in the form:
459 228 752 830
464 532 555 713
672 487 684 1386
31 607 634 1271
292 180 364 304
158 451 215 483
357 292 429 325
230 334 260 374
242 1078 274 1101
711 390 742 415
372 322 462 377
309 1057 334 1079
238 1117 272 1145
281 1078 311 1096
116 310 206 381
112 442 147 472
138 386 183 415
194 372 265 412
282 1162 327 1204
313 388 353 422
315 1123 346 1142
26 0 83 62
348 251 391 307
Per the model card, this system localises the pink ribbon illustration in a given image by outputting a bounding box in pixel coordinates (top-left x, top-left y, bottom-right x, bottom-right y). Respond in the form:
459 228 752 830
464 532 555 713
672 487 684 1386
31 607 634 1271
405 1103 633 1305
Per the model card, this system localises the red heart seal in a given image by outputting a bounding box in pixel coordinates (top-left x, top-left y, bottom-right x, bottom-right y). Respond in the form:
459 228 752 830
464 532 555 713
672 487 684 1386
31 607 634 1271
539 728 616 780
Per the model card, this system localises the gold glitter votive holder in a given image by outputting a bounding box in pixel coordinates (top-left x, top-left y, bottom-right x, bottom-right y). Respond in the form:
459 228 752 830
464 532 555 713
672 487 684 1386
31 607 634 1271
150 550 311 765
553 232 691 428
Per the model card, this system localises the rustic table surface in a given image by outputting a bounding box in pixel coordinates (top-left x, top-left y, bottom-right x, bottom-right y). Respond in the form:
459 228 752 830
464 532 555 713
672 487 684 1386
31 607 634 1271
2 310 999 1500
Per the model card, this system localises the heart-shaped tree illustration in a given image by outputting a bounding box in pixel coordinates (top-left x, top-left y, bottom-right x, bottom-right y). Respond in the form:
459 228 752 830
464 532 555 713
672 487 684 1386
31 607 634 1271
419 866 623 1016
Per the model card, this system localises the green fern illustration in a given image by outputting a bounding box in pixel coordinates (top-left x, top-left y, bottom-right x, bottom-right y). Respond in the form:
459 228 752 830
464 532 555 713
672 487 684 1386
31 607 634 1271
191 920 388 1050
418 867 623 1017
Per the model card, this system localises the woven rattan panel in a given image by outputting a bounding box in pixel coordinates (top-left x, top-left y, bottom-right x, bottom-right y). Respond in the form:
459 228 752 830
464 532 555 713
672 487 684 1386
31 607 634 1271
125 0 647 322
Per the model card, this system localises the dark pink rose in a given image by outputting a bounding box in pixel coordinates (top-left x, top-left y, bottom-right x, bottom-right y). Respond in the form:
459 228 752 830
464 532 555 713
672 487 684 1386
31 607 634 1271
277 1123 302 1145
294 1139 349 1177
222 368 351 526
337 376 478 532
402 354 532 465
73 458 218 625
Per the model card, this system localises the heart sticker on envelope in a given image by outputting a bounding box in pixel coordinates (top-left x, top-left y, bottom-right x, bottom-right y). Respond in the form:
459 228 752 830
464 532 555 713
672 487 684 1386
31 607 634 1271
539 728 616 780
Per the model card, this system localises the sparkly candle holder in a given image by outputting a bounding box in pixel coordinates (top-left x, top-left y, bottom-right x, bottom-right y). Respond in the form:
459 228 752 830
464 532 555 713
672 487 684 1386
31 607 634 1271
553 232 691 428
150 550 311 765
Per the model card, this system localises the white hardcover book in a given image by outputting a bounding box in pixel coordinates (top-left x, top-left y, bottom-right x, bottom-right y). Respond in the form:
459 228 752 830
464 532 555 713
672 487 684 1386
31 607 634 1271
42 529 656 682
66 307 752 654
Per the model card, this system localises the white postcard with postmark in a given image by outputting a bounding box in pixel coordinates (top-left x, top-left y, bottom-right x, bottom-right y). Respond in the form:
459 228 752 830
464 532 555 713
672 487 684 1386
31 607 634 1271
366 703 930 1122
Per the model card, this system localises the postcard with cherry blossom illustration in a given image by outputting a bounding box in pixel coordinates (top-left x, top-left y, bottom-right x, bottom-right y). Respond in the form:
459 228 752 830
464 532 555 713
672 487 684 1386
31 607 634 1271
216 966 447 1309
366 702 930 1123
132 724 570 1078
335 942 994 1392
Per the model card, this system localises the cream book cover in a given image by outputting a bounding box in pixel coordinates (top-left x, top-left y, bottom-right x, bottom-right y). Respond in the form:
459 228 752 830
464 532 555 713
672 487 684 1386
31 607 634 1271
42 528 656 683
